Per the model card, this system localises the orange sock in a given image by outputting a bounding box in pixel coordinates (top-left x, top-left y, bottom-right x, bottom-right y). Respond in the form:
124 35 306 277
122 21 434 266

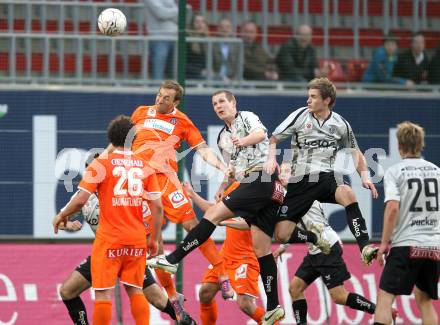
199 238 225 275
93 300 112 325
130 293 149 325
200 301 218 325
155 269 177 298
251 306 266 325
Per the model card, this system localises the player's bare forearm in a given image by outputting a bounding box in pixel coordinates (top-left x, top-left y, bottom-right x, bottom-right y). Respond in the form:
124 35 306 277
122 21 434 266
353 149 368 178
233 128 266 147
380 201 400 246
267 136 279 160
149 198 164 243
196 143 228 174
219 218 250 230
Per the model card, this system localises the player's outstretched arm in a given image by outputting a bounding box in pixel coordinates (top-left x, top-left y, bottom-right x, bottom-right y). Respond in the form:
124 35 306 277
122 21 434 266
195 143 229 175
183 182 213 212
53 190 90 234
353 149 378 199
218 218 250 230
148 196 164 258
377 200 400 266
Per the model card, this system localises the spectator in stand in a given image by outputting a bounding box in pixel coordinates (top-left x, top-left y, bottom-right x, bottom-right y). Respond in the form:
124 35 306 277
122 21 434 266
428 41 440 84
213 17 240 82
362 33 400 83
144 0 178 80
241 21 278 81
276 24 321 82
186 14 210 80
393 32 429 86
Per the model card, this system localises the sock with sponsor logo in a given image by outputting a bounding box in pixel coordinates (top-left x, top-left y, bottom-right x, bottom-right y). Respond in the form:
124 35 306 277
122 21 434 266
199 238 226 275
257 254 279 311
346 293 375 314
130 293 149 325
345 203 369 250
155 269 177 298
250 306 265 324
292 299 307 325
93 300 112 325
200 301 218 324
161 299 177 320
167 218 216 264
63 297 89 325
288 227 317 244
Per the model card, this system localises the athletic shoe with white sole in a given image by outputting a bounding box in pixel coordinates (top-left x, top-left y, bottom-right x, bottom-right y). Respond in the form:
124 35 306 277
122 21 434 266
307 222 331 255
146 254 178 274
261 305 285 325
361 244 379 266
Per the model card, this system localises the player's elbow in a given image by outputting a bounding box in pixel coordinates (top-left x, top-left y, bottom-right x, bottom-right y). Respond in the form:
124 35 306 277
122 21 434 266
385 200 399 216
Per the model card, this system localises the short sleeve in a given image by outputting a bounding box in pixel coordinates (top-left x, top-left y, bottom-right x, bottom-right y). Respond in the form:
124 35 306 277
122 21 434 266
272 108 305 142
341 119 359 149
131 106 143 124
78 159 106 194
241 111 267 133
184 118 205 149
143 171 161 200
384 167 401 203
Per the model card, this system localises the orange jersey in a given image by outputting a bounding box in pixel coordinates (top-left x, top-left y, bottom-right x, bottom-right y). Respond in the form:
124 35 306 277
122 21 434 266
131 105 205 173
79 150 160 246
220 218 257 264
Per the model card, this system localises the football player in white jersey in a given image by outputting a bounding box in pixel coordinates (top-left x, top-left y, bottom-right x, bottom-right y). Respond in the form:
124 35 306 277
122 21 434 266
56 153 196 325
265 77 379 265
374 122 439 325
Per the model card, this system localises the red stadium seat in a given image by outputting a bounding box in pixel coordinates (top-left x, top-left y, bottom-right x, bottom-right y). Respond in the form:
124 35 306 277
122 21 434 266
0 19 7 31
359 28 383 47
346 59 369 82
268 25 292 45
320 59 346 82
390 29 412 48
0 53 8 71
329 28 353 46
16 53 26 71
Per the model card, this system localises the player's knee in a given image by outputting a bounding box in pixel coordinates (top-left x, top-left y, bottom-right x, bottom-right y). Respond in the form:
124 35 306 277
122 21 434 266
236 296 254 315
337 185 356 203
288 282 302 300
204 206 221 225
198 286 214 304
274 229 290 243
59 284 74 300
329 290 346 305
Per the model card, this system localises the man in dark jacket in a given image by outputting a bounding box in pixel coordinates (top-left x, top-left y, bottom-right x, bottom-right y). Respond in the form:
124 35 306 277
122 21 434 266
276 24 319 82
393 32 429 85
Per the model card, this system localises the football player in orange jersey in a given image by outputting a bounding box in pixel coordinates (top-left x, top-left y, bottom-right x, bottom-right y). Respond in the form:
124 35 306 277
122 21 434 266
56 153 196 325
182 181 268 325
53 115 164 325
104 80 234 301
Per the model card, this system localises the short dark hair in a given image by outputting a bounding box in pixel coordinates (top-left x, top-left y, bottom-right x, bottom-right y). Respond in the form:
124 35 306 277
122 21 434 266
160 80 184 101
107 115 134 148
383 33 398 45
212 90 236 102
307 77 337 109
85 152 101 168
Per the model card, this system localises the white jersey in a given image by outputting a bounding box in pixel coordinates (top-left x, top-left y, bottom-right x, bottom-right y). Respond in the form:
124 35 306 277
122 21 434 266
384 158 440 247
299 201 340 255
81 193 99 234
272 107 359 177
217 110 269 179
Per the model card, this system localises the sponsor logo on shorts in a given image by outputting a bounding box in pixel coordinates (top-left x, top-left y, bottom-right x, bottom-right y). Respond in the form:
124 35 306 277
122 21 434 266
280 205 288 214
235 264 248 280
107 247 145 258
168 190 188 208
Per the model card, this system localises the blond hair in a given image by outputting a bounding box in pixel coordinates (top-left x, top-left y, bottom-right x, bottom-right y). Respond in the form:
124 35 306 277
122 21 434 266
307 77 337 109
160 80 184 101
396 121 425 156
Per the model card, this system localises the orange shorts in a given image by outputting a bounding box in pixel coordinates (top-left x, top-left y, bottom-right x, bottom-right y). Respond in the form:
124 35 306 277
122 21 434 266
157 173 196 224
91 238 146 290
202 259 260 298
